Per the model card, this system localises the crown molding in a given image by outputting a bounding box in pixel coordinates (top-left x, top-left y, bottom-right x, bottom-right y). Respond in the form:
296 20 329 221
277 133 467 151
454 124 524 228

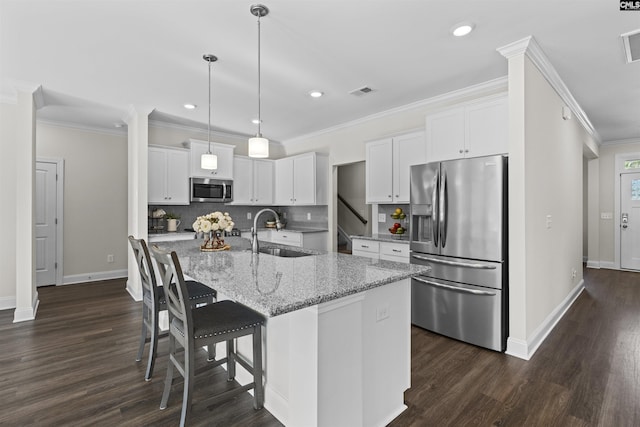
600 137 640 146
37 119 128 137
282 76 508 146
497 35 601 145
1 79 42 105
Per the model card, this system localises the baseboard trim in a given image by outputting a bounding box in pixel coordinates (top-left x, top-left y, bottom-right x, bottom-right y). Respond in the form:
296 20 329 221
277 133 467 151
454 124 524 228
586 260 601 269
0 296 16 311
599 261 617 270
63 269 127 285
13 291 40 323
506 279 585 360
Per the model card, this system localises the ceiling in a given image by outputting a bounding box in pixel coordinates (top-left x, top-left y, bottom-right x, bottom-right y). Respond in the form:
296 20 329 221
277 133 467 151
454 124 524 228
1 0 639 145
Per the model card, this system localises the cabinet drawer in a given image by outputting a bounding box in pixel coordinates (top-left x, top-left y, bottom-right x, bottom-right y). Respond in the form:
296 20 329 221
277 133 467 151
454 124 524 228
352 239 379 254
380 242 409 258
270 231 302 247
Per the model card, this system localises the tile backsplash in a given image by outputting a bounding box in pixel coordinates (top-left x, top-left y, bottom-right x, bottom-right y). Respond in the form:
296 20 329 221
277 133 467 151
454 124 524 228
149 203 328 232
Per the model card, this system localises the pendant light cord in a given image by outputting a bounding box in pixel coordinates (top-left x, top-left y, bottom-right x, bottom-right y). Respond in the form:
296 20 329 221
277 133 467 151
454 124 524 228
257 12 262 137
207 57 212 154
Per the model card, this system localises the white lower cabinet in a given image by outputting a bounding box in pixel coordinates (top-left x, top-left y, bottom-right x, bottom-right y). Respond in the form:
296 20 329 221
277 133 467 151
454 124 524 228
352 238 409 263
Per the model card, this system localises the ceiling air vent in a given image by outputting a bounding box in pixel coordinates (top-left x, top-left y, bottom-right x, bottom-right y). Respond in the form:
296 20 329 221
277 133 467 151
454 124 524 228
349 86 374 96
621 29 640 63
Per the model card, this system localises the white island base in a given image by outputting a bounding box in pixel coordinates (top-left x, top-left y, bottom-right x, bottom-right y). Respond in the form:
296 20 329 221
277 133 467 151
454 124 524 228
221 278 411 427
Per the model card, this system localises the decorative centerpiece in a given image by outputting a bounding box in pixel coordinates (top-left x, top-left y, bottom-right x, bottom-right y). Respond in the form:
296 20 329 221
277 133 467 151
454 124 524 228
192 212 234 252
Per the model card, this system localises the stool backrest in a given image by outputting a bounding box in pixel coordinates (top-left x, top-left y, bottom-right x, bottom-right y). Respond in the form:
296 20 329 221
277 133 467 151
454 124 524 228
128 236 159 303
149 245 193 342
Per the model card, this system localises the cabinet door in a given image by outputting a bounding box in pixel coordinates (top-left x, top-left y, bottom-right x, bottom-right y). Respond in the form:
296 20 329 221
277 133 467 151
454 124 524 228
465 96 508 158
292 153 316 205
212 144 235 179
425 107 465 162
165 149 189 204
366 139 393 203
393 132 426 203
232 156 254 204
189 140 235 179
274 157 294 205
254 159 274 205
148 147 167 204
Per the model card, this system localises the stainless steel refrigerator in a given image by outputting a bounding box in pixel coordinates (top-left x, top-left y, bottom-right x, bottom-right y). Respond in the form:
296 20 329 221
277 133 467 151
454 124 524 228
409 155 507 351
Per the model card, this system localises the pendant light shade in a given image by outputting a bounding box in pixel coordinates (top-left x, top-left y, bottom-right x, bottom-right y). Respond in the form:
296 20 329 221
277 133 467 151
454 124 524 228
248 136 269 158
201 54 218 170
249 4 269 158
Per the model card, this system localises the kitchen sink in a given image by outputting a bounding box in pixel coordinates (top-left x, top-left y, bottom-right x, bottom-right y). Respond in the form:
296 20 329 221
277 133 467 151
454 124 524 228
258 247 313 258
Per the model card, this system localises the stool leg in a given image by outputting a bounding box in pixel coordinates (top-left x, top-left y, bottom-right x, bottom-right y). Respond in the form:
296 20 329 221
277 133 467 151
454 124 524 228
253 325 264 409
136 304 148 362
180 343 195 427
226 339 236 381
207 343 216 361
160 334 176 410
145 304 160 381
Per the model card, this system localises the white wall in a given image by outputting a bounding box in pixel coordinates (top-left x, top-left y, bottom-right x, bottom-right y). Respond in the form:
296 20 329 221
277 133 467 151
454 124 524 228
521 56 587 335
36 123 128 282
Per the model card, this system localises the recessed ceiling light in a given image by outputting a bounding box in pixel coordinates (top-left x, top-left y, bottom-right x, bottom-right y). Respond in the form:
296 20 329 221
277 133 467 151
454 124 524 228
451 22 475 37
113 123 124 128
309 90 324 98
184 103 197 110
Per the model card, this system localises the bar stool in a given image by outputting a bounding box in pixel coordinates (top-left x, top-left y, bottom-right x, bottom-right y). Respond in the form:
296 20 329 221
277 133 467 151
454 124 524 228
150 245 264 427
128 236 217 381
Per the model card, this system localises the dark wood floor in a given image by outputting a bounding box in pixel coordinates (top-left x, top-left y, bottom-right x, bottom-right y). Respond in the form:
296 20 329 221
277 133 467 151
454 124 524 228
0 267 638 426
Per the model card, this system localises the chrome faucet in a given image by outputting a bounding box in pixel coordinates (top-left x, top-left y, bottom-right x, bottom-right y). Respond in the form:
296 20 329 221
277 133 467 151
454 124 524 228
251 208 283 254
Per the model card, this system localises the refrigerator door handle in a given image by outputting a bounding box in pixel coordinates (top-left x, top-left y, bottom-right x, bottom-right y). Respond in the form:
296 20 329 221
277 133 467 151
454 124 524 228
432 173 439 247
413 276 497 296
411 254 497 270
440 169 447 248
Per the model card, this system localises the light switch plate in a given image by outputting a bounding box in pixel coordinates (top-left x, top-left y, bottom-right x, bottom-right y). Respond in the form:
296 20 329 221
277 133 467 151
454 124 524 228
378 213 386 222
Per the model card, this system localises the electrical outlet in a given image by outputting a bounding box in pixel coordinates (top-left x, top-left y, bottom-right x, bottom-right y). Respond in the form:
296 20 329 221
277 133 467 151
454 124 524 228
247 212 252 220
107 254 114 263
571 268 577 279
376 304 390 322
307 212 311 220
546 215 552 229
378 213 386 222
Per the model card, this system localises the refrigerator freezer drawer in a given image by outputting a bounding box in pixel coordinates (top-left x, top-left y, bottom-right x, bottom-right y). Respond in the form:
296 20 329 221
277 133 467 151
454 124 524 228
411 276 504 351
410 252 503 290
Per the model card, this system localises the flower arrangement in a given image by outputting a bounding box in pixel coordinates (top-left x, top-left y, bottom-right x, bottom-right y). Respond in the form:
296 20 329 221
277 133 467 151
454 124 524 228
192 211 235 234
193 212 234 251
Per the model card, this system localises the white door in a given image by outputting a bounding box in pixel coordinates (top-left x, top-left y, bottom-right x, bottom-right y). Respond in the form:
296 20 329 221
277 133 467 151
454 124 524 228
620 172 640 270
35 162 57 286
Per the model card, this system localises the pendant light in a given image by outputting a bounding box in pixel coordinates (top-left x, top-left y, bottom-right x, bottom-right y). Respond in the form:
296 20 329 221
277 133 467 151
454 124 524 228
248 4 269 158
201 54 218 170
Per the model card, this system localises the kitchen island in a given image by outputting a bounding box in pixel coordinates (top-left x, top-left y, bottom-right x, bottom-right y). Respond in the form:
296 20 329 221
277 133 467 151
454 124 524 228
158 237 429 427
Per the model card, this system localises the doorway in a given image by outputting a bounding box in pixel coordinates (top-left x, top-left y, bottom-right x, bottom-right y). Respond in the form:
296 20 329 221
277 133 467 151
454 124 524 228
615 154 640 271
336 162 370 254
35 159 64 286
620 171 640 270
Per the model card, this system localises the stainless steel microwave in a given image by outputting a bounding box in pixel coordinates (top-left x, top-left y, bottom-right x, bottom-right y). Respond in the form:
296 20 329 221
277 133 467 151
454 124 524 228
190 178 233 203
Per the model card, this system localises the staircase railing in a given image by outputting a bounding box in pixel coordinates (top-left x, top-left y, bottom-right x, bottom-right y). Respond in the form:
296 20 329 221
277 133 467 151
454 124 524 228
337 194 367 225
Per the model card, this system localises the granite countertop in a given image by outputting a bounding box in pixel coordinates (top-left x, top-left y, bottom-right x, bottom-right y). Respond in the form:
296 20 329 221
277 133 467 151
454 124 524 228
156 237 428 318
350 233 410 244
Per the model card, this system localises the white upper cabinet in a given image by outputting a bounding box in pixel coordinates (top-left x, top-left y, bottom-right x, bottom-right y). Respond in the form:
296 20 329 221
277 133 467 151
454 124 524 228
148 145 190 205
274 152 328 205
366 131 426 204
183 139 235 179
230 156 274 205
426 94 508 162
